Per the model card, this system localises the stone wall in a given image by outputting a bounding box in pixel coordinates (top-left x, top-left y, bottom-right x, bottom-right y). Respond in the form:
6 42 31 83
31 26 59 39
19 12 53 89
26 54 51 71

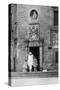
11 4 56 72
10 4 17 71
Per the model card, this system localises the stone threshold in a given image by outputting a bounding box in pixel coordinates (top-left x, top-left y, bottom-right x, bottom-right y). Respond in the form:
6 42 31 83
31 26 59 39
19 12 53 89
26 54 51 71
10 71 58 78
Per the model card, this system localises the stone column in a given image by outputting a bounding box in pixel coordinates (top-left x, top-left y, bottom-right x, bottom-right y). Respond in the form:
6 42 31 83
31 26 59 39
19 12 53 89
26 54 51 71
39 46 43 69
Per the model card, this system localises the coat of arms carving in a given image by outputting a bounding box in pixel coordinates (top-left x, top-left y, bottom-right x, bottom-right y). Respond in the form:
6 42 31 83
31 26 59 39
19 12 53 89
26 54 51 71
29 23 40 41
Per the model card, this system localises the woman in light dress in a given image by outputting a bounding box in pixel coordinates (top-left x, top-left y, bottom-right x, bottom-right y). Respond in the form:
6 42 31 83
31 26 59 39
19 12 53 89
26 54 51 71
23 52 38 72
27 52 34 72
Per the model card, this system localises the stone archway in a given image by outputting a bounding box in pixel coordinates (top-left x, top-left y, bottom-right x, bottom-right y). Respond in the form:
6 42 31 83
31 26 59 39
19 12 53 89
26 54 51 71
27 40 44 71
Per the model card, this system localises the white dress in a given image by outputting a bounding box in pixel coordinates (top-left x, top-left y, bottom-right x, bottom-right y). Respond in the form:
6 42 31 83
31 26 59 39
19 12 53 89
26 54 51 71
27 54 33 71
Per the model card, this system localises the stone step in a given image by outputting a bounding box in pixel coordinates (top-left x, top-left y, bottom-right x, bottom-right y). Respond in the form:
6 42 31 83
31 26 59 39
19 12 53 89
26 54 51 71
10 71 58 78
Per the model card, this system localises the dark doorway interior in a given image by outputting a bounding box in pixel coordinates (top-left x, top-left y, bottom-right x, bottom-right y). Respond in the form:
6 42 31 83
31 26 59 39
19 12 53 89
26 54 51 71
29 47 40 71
55 51 58 63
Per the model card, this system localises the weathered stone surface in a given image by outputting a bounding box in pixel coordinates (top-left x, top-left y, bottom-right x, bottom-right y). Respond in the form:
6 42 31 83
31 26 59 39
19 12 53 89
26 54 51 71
10 4 58 72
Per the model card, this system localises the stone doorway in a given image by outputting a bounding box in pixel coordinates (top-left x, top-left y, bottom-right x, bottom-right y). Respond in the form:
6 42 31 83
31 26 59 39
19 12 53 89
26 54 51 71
29 47 40 71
